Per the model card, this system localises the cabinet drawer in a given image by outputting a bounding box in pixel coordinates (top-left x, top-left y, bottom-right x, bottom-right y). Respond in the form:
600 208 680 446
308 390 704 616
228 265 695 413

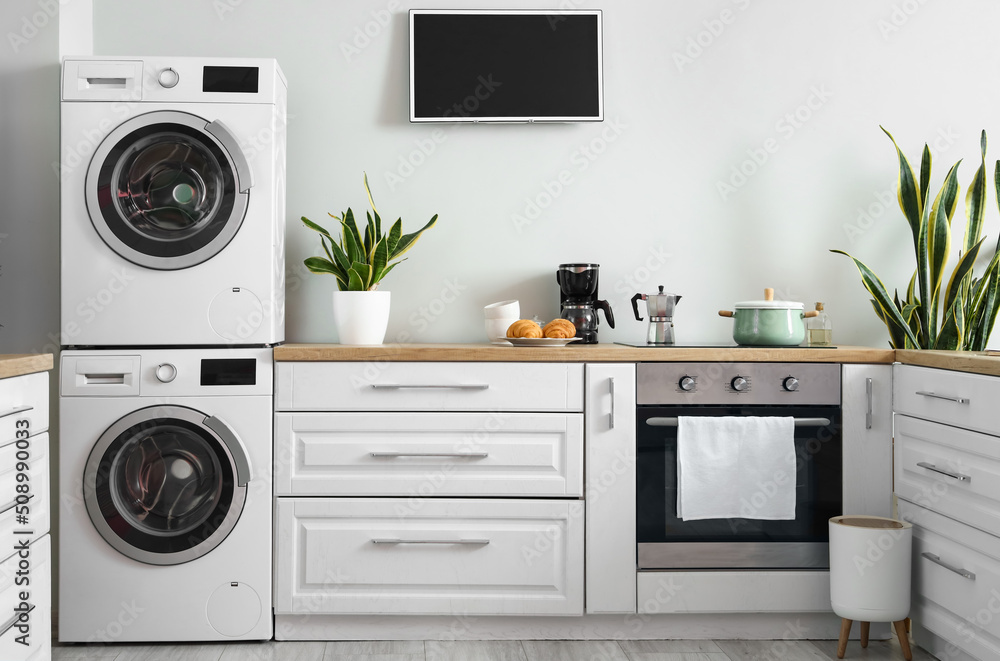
0 433 49 557
898 500 1000 642
0 534 50 661
0 373 48 448
894 364 1000 436
895 414 1000 536
275 498 583 616
274 413 583 497
275 362 584 412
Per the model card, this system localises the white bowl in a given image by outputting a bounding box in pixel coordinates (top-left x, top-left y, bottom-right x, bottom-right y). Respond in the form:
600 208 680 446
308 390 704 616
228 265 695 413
485 318 517 344
484 300 520 319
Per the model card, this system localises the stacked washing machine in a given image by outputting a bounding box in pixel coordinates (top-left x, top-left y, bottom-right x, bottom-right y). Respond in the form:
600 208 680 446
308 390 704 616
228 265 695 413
57 57 286 643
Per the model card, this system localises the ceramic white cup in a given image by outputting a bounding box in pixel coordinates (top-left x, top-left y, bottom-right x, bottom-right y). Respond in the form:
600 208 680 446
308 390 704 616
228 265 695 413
484 300 520 319
485 318 517 343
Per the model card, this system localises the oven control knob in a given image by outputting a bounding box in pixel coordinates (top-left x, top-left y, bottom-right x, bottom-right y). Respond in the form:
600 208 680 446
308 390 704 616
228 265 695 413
157 67 180 89
155 363 177 383
679 376 696 391
783 376 800 392
731 376 749 392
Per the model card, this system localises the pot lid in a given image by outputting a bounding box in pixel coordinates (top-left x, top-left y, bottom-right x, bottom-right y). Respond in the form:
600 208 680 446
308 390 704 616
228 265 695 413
733 288 804 310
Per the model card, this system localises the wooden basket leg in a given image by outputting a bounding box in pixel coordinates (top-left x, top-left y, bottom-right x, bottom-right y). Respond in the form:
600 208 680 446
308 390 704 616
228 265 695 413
838 618 853 659
860 621 870 648
894 620 913 661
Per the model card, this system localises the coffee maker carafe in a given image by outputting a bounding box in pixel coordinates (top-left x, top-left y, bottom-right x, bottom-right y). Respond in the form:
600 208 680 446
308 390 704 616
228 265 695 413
556 263 615 344
631 286 682 344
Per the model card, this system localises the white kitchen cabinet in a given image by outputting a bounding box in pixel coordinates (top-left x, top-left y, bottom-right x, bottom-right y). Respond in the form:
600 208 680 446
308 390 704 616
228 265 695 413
0 368 50 661
275 498 583 616
841 364 893 517
893 363 1000 661
584 363 636 614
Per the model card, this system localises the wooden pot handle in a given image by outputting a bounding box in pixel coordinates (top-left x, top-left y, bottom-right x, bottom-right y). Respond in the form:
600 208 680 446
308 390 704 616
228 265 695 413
803 310 820 318
764 288 775 301
719 310 735 318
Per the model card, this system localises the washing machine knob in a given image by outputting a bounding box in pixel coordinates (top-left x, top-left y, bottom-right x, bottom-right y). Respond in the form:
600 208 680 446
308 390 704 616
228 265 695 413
155 363 177 383
157 67 179 89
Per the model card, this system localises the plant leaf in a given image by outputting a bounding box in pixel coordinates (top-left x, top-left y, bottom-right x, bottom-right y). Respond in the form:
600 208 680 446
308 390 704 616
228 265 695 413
342 219 362 265
342 208 364 257
963 131 988 252
831 249 920 348
303 256 338 274
319 234 335 265
350 261 373 291
363 212 373 257
390 214 438 260
363 171 378 214
881 126 923 243
916 204 933 348
919 144 932 210
327 235 352 275
371 235 389 283
935 296 965 350
387 218 402 255
301 216 332 238
346 268 365 291
926 160 960 342
943 236 986 314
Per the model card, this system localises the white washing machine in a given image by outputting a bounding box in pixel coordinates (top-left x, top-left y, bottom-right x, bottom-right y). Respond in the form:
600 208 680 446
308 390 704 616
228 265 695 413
58 348 273 642
60 56 286 347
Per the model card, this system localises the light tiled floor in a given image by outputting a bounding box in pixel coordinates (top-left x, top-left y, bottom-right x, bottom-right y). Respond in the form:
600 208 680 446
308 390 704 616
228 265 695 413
52 636 936 661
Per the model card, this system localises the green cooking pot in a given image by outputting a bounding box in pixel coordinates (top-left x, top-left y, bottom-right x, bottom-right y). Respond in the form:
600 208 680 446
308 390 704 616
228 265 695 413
719 288 819 346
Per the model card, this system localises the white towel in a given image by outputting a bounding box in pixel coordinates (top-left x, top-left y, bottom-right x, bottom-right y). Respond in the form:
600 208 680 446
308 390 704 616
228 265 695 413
677 416 796 521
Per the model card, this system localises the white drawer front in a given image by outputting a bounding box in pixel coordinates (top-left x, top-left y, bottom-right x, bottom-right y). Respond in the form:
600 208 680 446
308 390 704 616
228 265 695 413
274 413 583 497
0 534 50 661
0 373 48 448
894 364 1000 436
275 498 584 616
899 501 1000 642
275 362 584 412
0 433 49 557
895 414 1000 536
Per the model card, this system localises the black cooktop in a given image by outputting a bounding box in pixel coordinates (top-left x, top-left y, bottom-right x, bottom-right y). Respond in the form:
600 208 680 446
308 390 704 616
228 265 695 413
614 342 838 349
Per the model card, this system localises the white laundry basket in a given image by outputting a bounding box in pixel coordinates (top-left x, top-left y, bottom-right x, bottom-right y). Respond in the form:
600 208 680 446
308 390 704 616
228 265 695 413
829 515 913 660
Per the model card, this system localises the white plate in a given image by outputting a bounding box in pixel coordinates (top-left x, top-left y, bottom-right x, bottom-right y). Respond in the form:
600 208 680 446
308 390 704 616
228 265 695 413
506 337 580 347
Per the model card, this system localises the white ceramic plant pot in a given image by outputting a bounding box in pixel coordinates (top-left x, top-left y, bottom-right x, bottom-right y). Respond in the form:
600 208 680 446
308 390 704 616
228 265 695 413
332 290 391 345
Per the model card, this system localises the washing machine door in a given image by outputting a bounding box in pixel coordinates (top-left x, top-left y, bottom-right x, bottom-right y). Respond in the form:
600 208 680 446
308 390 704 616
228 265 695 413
83 405 252 566
85 110 253 271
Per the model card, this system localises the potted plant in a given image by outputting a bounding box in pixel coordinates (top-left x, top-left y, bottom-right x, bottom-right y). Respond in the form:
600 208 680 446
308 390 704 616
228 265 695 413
302 173 437 344
833 128 1000 350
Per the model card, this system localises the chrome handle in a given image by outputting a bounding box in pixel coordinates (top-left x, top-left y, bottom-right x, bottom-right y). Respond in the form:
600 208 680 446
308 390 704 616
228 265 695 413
922 552 976 580
0 604 33 638
371 538 490 545
916 461 971 483
865 377 873 430
370 384 489 391
0 405 32 420
609 377 616 430
916 391 970 405
370 452 488 458
646 417 831 427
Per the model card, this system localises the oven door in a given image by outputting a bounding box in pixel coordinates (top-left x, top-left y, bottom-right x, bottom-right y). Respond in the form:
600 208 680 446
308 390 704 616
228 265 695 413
636 405 842 570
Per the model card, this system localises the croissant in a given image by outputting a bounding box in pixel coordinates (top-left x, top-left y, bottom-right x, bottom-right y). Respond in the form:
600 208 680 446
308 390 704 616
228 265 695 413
507 319 543 338
543 319 577 339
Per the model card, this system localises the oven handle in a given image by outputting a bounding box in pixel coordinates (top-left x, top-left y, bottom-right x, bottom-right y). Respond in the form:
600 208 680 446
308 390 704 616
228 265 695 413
645 417 832 427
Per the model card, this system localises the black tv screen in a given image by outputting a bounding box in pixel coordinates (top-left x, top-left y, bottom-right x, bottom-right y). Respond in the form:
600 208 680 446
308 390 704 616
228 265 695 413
409 10 603 123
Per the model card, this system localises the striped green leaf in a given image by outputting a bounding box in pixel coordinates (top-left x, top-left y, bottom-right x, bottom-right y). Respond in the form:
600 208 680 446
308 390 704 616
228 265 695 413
882 126 924 242
935 295 965 350
350 261 373 291
371 235 389 283
391 214 438 260
301 216 332 238
943 236 986 314
387 218 402 255
919 144 932 209
963 132 988 252
831 249 920 348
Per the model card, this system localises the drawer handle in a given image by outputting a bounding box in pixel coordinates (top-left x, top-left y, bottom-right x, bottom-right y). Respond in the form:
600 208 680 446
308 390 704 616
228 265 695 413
865 378 873 430
916 461 971 483
0 405 32 420
371 538 491 546
916 391 970 405
369 452 489 459
0 604 34 638
370 384 490 391
921 552 976 580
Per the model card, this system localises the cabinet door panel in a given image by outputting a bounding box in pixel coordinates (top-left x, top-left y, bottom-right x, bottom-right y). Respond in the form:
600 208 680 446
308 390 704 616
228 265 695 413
842 364 892 517
0 372 48 447
894 364 1000 436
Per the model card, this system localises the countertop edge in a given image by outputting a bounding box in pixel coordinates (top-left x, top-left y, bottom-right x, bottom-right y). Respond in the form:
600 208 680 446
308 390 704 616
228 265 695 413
0 354 54 379
894 349 1000 377
273 344 895 364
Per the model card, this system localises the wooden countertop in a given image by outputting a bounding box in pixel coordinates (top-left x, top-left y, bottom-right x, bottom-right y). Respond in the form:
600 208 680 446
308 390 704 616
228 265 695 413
0 354 53 379
274 343 895 363
895 349 1000 377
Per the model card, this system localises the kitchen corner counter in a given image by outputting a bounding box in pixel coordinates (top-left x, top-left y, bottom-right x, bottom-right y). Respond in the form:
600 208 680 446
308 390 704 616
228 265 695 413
0 354 54 379
895 349 1000 377
273 343 894 363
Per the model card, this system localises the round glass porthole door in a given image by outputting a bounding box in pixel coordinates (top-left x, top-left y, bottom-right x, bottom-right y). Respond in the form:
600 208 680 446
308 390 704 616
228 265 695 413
85 110 253 271
83 405 249 566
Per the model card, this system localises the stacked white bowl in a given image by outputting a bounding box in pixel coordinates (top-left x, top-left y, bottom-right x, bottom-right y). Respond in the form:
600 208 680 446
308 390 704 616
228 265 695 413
484 300 520 344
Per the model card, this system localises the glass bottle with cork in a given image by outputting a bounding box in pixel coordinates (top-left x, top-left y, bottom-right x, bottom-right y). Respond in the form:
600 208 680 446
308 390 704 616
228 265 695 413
806 302 832 346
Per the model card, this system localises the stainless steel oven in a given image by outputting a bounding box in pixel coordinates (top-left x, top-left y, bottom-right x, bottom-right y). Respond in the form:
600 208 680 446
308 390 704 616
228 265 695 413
636 362 842 570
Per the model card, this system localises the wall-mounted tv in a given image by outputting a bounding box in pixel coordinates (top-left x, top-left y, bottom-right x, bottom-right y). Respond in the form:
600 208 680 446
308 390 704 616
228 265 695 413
409 9 604 123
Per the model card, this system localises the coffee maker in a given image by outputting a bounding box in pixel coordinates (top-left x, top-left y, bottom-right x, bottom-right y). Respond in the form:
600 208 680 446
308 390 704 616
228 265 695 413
631 285 682 344
556 263 615 343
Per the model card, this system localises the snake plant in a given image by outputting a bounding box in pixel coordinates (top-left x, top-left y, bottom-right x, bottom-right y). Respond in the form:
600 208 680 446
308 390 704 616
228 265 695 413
302 173 437 291
832 127 1000 350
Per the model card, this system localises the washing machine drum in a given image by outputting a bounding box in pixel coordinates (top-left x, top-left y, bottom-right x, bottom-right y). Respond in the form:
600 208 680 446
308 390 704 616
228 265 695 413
86 110 253 271
84 405 251 566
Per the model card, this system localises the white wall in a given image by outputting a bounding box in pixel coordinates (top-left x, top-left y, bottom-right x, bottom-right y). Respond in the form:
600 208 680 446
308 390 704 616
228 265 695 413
86 0 1000 348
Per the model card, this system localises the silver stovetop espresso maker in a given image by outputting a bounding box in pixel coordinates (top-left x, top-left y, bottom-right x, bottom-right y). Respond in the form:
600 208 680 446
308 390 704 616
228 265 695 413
631 286 682 344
